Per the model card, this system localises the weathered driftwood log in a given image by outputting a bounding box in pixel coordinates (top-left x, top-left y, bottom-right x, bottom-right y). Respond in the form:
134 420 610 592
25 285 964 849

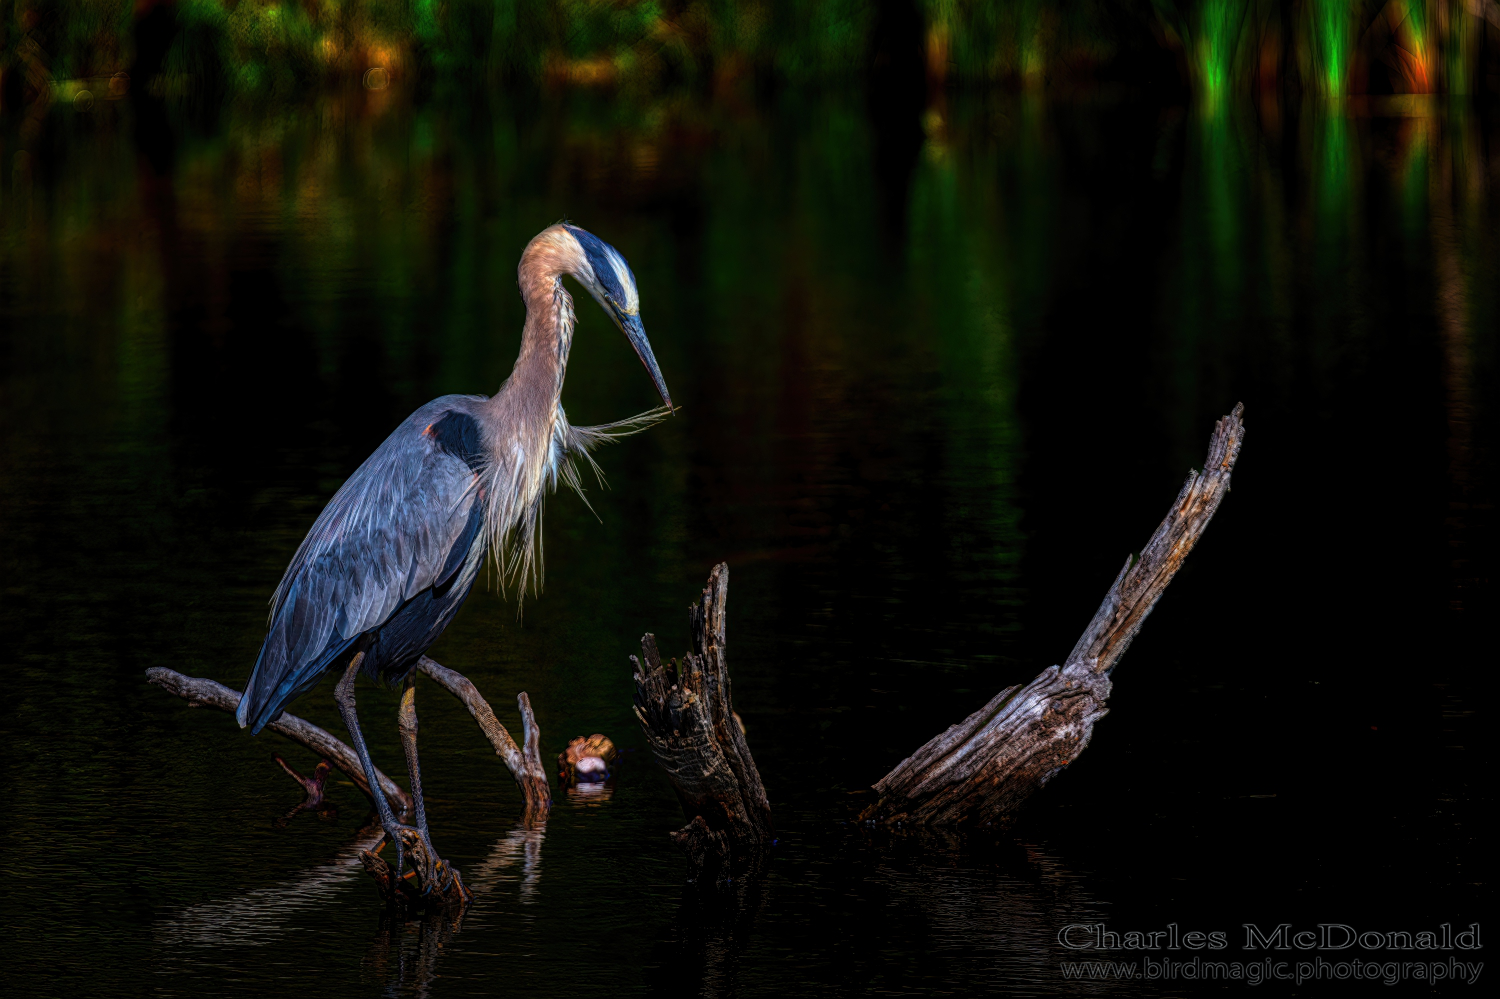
861 404 1246 829
416 656 551 815
145 667 412 813
632 563 772 868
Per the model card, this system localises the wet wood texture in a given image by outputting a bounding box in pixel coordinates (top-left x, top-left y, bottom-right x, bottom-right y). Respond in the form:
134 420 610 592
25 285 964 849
632 564 773 865
862 404 1246 829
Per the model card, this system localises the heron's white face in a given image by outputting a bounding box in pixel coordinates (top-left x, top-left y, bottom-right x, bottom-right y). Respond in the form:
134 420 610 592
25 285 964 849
537 223 670 410
564 225 640 319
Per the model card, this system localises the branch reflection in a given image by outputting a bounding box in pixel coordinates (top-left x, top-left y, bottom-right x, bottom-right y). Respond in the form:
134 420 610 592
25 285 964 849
155 823 384 950
359 815 547 995
463 817 547 904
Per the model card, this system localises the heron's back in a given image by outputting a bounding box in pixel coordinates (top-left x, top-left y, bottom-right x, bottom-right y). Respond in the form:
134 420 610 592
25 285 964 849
238 395 490 733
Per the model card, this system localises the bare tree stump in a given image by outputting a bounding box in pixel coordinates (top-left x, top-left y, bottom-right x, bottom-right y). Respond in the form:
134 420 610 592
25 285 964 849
632 564 772 872
861 404 1246 829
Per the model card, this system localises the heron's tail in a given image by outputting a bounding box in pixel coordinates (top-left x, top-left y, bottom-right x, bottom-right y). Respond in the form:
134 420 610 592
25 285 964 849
239 627 357 735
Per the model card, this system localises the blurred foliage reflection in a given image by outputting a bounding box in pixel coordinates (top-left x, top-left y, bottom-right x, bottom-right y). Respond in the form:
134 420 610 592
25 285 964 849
4 0 1500 102
0 78 1492 994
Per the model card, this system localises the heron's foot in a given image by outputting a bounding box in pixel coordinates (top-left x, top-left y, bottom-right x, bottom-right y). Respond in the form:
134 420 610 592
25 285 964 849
360 845 400 901
359 822 410 904
397 825 472 906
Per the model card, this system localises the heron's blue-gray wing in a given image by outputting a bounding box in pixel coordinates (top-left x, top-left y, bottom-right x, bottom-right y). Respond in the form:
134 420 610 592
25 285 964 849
238 398 488 734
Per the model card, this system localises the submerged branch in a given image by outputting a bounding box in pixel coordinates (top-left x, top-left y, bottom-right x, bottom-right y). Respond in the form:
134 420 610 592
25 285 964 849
144 667 411 813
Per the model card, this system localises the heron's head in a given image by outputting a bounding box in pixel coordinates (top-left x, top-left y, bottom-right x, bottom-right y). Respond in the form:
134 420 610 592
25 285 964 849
562 224 672 411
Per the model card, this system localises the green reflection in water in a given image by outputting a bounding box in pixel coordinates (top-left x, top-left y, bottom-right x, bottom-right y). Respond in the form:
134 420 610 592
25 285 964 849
1195 0 1248 112
909 110 1023 606
1 86 1493 995
1312 109 1355 298
1402 117 1431 250
1168 107 1251 455
1309 0 1353 100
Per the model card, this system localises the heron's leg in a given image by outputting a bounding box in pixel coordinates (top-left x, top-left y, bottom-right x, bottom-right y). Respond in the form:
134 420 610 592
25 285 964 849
397 682 447 894
334 652 406 879
397 684 430 841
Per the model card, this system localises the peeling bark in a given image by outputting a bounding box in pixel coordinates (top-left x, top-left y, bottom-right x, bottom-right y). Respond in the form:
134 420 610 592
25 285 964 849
861 404 1246 829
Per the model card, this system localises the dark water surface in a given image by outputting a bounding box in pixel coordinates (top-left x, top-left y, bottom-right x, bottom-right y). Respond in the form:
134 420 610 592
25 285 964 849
1 87 1492 995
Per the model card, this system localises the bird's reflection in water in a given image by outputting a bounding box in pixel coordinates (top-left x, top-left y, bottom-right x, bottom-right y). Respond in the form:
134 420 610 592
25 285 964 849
155 822 386 950
363 905 461 999
154 812 546 997
565 778 614 806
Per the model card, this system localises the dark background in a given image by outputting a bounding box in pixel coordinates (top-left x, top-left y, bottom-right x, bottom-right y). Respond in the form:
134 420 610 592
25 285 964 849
0 72 1492 995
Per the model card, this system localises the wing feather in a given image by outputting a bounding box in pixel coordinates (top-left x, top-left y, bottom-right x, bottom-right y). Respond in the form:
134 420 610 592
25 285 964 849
238 396 488 733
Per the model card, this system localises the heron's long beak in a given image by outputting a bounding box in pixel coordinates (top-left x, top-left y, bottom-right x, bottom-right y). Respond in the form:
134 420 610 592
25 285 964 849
619 312 672 411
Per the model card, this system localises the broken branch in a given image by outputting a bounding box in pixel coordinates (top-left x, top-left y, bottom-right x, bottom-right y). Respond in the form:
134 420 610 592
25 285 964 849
861 404 1246 829
416 656 551 815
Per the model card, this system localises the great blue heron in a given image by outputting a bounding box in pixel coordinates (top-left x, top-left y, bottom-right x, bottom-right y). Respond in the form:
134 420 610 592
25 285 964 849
236 223 671 882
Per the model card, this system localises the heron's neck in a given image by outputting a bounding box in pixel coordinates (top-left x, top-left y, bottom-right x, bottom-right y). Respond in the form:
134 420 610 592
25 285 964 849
489 273 573 430
475 226 594 593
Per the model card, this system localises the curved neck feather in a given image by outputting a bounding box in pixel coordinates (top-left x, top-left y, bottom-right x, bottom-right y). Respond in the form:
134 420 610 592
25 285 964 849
488 271 574 427
478 238 584 596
